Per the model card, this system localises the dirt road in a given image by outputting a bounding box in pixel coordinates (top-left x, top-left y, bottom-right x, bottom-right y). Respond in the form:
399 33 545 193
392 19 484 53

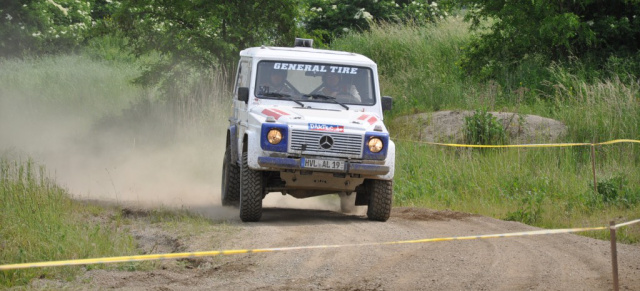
33 204 640 290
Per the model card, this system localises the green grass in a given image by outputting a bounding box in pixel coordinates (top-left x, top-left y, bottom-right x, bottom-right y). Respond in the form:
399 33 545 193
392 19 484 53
332 17 474 114
394 141 640 243
330 17 640 243
0 157 140 287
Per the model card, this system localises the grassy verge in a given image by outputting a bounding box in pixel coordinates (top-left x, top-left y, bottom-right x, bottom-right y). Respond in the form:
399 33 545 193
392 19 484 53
331 18 640 243
0 158 140 287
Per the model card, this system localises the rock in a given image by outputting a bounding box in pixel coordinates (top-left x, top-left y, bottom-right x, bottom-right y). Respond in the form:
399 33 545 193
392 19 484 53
405 110 567 144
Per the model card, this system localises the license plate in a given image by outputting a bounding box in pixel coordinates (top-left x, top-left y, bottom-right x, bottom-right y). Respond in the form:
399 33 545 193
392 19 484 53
302 158 344 170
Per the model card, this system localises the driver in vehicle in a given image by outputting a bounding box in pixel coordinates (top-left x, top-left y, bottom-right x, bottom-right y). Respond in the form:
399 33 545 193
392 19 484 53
259 69 295 95
318 72 361 102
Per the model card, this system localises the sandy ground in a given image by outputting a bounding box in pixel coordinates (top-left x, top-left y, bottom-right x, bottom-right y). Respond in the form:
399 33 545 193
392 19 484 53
30 205 640 291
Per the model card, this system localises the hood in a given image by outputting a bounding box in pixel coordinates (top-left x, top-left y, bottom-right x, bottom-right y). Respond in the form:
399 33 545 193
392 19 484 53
251 106 385 133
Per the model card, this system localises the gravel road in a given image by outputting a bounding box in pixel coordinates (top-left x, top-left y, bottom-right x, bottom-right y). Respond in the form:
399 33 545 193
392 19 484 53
35 205 640 291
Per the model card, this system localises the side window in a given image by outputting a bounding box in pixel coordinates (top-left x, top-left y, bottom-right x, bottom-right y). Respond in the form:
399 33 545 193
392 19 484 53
234 60 251 100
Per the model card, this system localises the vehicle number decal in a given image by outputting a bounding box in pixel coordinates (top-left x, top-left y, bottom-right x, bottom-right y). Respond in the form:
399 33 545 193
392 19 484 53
308 123 344 132
301 158 344 170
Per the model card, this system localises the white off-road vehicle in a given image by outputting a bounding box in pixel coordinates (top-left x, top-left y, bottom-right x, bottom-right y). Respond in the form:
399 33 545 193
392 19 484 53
222 39 395 222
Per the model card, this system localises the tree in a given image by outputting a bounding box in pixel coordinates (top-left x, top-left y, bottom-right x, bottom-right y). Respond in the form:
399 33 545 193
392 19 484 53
459 0 640 78
0 0 93 57
302 0 448 45
113 0 299 75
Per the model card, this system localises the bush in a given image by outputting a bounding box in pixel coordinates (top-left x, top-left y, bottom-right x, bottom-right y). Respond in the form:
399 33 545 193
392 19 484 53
588 175 640 208
463 109 506 145
504 190 545 224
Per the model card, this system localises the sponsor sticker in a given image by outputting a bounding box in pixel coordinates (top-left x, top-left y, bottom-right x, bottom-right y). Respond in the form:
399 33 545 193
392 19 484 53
308 123 344 132
273 63 358 75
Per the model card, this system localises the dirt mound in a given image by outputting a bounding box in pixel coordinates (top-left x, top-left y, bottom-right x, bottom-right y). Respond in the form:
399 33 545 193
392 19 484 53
407 110 567 144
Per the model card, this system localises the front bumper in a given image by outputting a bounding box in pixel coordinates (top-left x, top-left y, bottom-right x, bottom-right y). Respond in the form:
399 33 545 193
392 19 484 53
258 156 389 176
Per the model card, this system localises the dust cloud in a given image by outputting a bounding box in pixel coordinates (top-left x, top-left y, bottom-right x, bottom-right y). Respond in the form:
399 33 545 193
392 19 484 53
0 85 241 219
0 83 343 220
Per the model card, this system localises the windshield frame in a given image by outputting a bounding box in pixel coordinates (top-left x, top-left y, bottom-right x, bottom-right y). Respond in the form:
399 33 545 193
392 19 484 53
254 60 377 107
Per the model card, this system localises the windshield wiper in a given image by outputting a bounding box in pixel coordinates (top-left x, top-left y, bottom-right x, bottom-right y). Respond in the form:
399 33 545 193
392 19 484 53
303 94 349 110
259 93 305 107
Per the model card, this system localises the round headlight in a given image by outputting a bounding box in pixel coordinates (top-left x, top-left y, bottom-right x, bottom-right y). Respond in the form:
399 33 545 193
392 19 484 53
368 137 384 153
267 129 283 145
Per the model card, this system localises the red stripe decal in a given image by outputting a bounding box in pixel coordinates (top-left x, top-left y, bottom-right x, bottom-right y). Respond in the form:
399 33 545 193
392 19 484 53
271 108 290 116
367 116 378 125
262 109 282 120
358 114 369 120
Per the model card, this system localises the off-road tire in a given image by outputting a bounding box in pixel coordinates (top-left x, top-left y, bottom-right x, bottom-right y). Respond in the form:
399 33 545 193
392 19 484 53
366 179 393 221
221 146 240 207
239 152 263 222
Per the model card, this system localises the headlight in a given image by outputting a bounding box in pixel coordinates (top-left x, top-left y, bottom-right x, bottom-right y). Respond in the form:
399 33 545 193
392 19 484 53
267 129 283 144
367 137 384 153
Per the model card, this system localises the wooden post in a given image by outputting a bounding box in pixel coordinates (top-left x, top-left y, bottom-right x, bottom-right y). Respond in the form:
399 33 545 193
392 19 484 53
591 144 598 194
610 221 619 291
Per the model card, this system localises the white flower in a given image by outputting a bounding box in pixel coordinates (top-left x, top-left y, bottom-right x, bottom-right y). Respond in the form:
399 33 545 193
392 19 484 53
310 7 317 12
431 2 438 7
5 14 12 21
32 32 41 37
332 5 337 10
317 8 322 12
106 0 112 3
342 27 349 32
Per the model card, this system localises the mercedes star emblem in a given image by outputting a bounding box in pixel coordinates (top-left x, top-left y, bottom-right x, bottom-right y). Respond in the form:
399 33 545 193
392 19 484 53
319 135 334 149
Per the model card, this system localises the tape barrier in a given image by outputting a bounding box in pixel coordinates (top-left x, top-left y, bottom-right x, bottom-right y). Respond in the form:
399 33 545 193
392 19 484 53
613 218 640 229
1 219 638 271
397 138 640 148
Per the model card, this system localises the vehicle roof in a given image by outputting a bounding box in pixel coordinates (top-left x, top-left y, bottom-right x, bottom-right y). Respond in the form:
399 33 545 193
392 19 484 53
240 46 377 67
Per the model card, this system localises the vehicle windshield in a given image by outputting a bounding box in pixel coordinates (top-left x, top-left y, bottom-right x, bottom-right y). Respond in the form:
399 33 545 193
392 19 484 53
255 61 376 106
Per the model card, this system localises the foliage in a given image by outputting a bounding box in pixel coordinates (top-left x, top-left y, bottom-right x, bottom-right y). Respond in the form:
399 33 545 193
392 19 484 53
112 0 299 82
587 175 640 208
463 109 506 145
459 0 640 80
0 0 94 57
504 190 545 224
331 18 472 115
303 0 450 45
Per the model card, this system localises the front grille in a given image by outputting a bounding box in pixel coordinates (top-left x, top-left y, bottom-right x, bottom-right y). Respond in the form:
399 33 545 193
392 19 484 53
290 130 363 157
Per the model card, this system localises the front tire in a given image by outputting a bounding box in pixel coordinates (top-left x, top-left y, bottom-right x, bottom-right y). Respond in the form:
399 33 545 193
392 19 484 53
366 179 393 221
221 146 240 207
239 152 263 222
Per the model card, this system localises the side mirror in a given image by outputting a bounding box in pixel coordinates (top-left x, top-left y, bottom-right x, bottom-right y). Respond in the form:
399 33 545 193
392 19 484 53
381 96 393 111
238 87 249 103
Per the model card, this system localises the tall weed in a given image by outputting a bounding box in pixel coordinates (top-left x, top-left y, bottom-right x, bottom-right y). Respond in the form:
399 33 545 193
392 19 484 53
0 158 138 287
331 18 473 115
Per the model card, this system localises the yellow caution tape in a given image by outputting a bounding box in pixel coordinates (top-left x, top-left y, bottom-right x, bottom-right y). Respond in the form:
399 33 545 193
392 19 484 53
397 139 640 148
3 219 639 271
613 218 640 229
